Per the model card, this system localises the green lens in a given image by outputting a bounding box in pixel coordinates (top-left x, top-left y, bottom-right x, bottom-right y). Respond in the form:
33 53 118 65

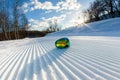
55 38 70 48
56 41 66 47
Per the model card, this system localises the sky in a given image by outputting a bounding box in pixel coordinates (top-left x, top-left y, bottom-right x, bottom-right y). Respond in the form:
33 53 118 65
21 0 94 31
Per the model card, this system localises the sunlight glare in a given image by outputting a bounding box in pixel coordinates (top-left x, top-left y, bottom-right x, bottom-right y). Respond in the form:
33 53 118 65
75 18 85 27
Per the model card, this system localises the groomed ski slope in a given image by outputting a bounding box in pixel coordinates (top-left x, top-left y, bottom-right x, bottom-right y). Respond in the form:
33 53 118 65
0 36 120 80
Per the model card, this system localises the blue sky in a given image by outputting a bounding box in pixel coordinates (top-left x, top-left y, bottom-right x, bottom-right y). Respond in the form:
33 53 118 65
21 0 94 31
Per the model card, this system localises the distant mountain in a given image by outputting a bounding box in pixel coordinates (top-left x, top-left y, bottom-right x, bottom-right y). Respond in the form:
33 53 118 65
47 18 120 36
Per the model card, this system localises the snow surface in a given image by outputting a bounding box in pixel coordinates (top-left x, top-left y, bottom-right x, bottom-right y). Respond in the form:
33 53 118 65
47 18 120 36
0 36 120 80
0 18 120 80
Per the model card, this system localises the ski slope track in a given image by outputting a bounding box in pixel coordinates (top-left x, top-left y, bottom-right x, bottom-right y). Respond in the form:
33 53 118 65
0 36 120 80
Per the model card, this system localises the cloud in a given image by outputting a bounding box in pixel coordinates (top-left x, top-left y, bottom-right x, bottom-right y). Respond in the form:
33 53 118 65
21 0 81 13
28 14 66 30
43 15 66 23
21 0 60 13
56 0 81 12
29 18 49 28
45 10 52 14
55 11 84 29
28 11 84 30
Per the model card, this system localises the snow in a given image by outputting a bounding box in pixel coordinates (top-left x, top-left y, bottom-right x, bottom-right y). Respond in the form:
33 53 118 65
47 18 120 36
0 18 120 80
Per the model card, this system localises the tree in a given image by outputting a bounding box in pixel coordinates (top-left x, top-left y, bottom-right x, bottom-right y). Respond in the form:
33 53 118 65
0 0 9 40
102 0 116 17
20 14 28 31
45 20 61 32
92 0 105 20
114 0 120 16
13 0 21 39
0 0 29 41
84 0 120 22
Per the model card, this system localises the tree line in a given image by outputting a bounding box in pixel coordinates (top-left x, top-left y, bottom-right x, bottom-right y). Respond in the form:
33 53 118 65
84 0 120 22
0 0 61 41
0 0 28 41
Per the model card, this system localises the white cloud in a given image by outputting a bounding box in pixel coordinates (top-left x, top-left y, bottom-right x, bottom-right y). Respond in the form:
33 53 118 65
21 0 60 13
43 15 66 23
57 11 85 29
29 18 49 30
56 0 81 12
28 11 85 30
22 3 28 8
28 14 66 30
21 0 81 13
45 10 52 14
